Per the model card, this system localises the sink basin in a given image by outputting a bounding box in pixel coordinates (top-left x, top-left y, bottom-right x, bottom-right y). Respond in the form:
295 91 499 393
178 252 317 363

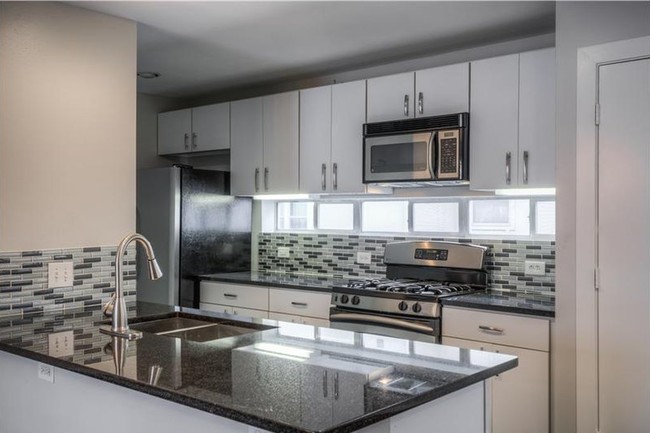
129 313 271 343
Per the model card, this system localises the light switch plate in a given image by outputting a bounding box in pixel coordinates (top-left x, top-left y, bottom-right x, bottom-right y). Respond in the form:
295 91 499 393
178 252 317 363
356 252 372 264
48 261 73 288
277 247 290 258
524 260 546 276
48 330 74 357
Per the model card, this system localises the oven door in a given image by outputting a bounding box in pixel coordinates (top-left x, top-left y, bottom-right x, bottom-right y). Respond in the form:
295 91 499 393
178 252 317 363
329 308 440 343
363 132 435 183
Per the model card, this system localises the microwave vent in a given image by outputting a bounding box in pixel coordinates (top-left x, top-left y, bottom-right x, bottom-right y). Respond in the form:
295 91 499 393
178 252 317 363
364 113 467 136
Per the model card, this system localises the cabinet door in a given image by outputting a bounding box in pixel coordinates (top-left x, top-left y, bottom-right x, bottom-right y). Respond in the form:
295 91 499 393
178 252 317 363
518 48 555 188
230 97 264 196
491 344 549 433
331 369 368 424
331 80 366 193
300 86 332 193
415 63 469 117
231 307 269 320
470 54 519 190
158 108 191 155
301 365 333 427
367 72 414 122
263 91 300 194
269 288 331 319
192 102 230 152
199 303 233 315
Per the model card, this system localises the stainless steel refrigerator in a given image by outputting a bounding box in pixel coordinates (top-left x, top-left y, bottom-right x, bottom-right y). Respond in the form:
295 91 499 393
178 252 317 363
136 166 252 308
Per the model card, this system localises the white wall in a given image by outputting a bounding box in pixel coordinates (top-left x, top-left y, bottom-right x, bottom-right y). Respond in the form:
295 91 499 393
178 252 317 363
554 3 650 433
0 2 137 251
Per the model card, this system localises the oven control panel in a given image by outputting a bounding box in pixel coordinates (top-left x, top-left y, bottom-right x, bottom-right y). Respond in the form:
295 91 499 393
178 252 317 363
414 248 448 261
331 293 441 318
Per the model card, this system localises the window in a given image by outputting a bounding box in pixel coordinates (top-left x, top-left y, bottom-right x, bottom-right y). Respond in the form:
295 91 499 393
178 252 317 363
318 203 354 231
413 202 459 233
469 199 530 236
361 201 409 232
536 201 556 235
277 202 314 230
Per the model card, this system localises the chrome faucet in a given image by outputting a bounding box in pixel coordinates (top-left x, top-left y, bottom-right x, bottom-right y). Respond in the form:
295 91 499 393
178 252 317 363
100 233 162 340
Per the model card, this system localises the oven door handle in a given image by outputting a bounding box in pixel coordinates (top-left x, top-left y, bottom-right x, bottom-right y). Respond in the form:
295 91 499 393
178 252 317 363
329 313 434 334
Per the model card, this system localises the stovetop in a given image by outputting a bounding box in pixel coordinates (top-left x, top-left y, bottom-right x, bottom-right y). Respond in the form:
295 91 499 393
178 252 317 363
343 278 476 296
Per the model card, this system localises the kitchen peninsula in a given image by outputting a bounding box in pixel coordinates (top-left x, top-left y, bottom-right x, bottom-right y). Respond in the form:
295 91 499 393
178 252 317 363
0 302 516 433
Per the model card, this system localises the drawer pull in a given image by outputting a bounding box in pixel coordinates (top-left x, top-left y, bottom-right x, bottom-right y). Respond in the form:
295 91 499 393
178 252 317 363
478 325 504 334
291 301 308 307
224 293 238 299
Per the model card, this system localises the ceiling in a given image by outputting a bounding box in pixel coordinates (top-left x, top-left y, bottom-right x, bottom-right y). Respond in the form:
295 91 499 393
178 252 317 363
72 1 556 99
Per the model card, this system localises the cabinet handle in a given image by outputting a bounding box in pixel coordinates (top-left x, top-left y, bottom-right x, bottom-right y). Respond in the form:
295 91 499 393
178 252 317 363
403 94 410 117
191 132 198 149
523 150 529 184
505 152 512 185
478 325 504 334
291 301 308 307
334 372 339 400
333 163 338 191
254 168 260 193
223 293 238 299
184 133 190 150
264 167 269 191
418 92 424 115
321 163 327 191
322 370 328 398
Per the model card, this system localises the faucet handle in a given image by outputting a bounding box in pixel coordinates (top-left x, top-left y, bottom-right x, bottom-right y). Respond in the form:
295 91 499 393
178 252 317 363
102 293 116 318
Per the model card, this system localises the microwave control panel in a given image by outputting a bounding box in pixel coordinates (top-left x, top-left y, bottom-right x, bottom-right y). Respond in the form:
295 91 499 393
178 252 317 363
437 129 460 179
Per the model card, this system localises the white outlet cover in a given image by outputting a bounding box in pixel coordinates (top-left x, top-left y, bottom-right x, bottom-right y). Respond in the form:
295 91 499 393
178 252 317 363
356 252 372 264
48 330 74 358
38 363 55 383
277 247 290 258
48 261 73 289
524 260 546 276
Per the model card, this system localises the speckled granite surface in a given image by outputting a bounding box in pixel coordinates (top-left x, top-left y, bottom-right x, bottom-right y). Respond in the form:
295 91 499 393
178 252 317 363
441 290 555 318
0 302 517 433
199 271 340 293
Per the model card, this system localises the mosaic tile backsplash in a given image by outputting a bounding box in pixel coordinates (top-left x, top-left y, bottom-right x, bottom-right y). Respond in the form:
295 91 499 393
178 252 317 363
259 234 555 294
0 245 136 318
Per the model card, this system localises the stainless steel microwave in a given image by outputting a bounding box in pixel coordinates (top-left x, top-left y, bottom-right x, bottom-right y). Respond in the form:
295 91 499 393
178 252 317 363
363 113 469 186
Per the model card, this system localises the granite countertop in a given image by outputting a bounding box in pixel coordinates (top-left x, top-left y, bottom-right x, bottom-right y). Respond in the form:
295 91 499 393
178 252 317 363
441 290 555 318
0 302 517 433
199 271 344 293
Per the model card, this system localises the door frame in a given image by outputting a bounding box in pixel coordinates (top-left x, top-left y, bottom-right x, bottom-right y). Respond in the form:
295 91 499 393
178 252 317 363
575 36 650 433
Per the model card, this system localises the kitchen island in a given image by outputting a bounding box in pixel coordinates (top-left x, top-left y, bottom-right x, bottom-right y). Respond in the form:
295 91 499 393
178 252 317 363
0 302 516 433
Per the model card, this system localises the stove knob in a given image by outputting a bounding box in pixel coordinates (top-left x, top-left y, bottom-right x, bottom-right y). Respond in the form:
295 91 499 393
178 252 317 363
351 296 360 305
398 301 408 311
340 295 349 304
412 303 422 313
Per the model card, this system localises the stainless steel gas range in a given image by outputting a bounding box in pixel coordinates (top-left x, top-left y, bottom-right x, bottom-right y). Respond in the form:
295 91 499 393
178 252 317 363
330 241 488 343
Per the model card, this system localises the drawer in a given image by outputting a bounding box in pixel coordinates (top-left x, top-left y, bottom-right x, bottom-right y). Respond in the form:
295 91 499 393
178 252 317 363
269 288 331 319
268 312 330 327
442 307 549 351
200 281 269 310
232 307 269 320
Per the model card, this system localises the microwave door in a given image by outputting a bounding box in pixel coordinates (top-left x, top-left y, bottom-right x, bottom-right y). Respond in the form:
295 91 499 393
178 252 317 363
364 132 434 183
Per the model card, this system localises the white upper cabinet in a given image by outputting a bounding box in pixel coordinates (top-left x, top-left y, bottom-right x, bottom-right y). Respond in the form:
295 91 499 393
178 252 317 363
300 80 366 194
262 91 300 194
415 63 470 116
470 48 556 190
158 103 230 155
367 72 414 122
230 97 264 196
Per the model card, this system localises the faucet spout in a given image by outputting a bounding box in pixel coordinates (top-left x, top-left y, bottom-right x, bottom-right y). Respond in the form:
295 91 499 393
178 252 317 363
100 233 163 340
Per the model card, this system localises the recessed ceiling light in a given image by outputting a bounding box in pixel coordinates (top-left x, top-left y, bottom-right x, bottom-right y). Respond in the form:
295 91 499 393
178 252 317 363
137 72 160 79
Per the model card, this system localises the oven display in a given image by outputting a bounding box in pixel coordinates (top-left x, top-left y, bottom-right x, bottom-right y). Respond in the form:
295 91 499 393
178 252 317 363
414 248 448 261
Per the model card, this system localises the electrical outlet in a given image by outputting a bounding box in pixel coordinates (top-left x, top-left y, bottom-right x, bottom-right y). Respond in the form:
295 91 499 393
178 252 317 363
524 260 546 276
356 252 372 264
48 261 73 288
38 363 55 383
277 247 290 258
48 330 74 357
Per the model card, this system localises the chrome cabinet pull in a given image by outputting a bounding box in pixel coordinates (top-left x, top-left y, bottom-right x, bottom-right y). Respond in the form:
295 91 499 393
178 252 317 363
403 94 410 117
523 150 529 184
321 163 327 191
184 133 190 150
264 167 269 191
505 152 512 185
322 370 328 398
478 325 504 334
333 163 338 191
254 168 260 193
191 132 198 149
418 92 424 115
334 372 339 400
223 293 238 299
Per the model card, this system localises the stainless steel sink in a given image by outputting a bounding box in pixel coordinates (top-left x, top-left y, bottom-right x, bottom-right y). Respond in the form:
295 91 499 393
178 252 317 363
130 316 265 343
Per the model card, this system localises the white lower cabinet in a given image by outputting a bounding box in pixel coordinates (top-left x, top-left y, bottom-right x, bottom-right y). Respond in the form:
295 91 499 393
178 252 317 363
442 307 550 433
268 312 329 327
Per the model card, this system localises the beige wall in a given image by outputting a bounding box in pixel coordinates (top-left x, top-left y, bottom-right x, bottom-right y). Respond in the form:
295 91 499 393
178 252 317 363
0 2 137 251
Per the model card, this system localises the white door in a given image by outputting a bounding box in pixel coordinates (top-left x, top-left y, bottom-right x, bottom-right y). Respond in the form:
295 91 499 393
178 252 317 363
415 63 469 117
158 108 191 155
367 72 414 122
597 58 650 433
300 86 332 193
518 48 555 188
230 97 263 196
469 54 519 190
191 102 230 152
263 91 300 194
331 80 366 193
